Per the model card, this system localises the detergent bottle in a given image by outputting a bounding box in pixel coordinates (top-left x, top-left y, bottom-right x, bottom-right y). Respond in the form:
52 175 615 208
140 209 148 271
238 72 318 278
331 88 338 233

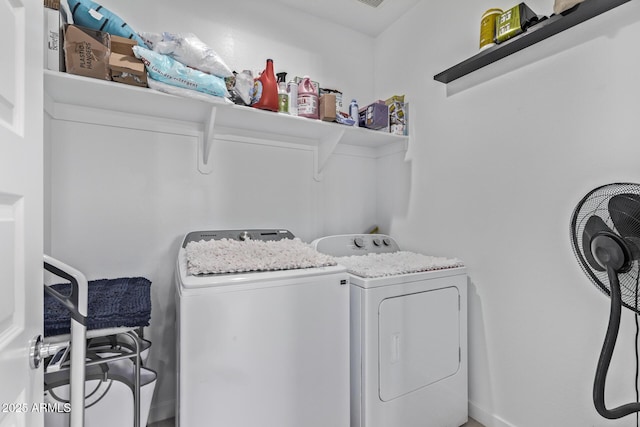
297 76 318 119
252 59 279 112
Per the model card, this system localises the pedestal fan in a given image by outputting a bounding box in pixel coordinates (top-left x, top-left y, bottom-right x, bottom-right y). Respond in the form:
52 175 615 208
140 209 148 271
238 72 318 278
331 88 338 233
571 183 640 419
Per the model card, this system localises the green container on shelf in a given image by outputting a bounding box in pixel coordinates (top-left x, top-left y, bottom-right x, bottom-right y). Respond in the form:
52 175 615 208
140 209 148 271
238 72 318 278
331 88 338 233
496 3 538 43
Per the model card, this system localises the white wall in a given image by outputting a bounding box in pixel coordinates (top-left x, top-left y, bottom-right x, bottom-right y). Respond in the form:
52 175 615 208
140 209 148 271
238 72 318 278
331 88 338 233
46 0 380 422
375 1 640 426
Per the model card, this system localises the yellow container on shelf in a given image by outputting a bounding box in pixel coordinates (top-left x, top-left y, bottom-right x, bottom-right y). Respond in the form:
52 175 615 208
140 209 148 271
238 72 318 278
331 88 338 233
479 8 502 50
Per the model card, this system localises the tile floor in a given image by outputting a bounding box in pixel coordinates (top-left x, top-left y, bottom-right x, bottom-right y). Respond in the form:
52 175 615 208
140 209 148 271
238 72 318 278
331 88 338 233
149 417 485 426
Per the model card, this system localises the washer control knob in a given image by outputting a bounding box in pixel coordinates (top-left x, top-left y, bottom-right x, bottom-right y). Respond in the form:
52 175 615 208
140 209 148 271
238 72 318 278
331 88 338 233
239 231 251 241
382 237 391 246
353 237 365 248
372 238 381 247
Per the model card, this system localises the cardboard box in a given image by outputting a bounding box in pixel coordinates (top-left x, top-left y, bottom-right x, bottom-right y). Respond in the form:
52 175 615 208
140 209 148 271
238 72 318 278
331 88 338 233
109 52 148 87
63 24 111 80
320 88 343 113
110 35 138 56
319 94 337 122
358 101 389 130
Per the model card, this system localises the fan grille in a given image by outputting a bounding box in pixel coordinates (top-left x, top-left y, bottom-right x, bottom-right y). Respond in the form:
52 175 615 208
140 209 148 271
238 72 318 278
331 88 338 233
571 183 640 313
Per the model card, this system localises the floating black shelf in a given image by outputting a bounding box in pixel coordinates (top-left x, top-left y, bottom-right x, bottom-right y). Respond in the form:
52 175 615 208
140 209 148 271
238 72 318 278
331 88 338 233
434 0 631 84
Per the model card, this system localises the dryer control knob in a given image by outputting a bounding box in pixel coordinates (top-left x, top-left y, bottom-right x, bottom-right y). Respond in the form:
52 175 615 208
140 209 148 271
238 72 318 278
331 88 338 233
372 238 381 246
353 237 365 248
382 237 391 246
239 231 251 241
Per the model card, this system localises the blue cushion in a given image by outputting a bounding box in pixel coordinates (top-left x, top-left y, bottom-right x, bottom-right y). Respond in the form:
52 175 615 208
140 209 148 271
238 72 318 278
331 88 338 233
44 277 151 337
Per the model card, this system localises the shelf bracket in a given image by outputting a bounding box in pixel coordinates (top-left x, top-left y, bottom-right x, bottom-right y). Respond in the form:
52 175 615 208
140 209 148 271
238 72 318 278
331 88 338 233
198 105 217 174
314 127 345 182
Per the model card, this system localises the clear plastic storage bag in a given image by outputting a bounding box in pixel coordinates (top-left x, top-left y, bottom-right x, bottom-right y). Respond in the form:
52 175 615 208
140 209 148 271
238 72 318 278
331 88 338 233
139 32 233 78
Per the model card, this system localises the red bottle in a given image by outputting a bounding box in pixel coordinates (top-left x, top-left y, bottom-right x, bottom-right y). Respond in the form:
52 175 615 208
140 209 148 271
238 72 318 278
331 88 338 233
252 59 279 112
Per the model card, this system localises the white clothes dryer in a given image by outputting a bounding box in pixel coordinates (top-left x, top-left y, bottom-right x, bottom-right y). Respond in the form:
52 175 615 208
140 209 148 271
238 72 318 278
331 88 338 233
312 234 468 427
176 229 350 427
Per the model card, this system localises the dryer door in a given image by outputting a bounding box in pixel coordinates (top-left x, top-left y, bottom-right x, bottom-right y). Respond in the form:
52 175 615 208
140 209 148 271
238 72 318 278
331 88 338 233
378 286 460 401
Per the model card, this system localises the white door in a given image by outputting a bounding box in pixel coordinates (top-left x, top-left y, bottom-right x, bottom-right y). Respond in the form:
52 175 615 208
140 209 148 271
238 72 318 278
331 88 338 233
0 1 44 426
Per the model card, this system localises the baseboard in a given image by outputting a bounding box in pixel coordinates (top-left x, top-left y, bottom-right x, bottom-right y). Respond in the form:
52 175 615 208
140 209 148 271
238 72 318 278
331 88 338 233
469 400 517 427
148 399 175 425
150 398 515 426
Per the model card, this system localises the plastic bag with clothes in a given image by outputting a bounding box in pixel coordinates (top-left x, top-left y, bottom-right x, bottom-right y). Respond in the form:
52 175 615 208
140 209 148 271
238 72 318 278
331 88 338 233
139 32 233 78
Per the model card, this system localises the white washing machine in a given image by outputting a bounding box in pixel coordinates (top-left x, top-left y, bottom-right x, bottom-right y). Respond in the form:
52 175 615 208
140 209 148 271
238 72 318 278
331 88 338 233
312 234 468 427
176 229 350 427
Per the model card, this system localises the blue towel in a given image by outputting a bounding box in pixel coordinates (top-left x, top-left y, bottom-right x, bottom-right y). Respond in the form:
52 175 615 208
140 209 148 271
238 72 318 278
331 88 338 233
44 277 151 337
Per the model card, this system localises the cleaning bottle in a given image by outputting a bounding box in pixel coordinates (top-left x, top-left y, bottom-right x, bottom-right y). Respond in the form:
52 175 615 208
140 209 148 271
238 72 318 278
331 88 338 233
349 99 360 127
287 78 298 116
252 59 279 112
297 76 318 119
276 72 289 114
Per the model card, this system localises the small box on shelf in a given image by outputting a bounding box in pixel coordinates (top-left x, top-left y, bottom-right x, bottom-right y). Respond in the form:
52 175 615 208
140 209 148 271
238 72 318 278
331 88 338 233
358 101 389 130
319 94 337 122
110 35 138 56
320 88 343 115
109 53 148 87
108 35 147 87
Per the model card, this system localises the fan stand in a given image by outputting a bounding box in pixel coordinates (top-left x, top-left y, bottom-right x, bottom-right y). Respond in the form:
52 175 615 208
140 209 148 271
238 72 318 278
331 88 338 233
594 264 640 419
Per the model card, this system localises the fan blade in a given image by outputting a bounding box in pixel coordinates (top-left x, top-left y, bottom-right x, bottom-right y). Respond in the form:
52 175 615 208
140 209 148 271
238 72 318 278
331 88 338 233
609 193 640 239
582 215 612 272
609 193 640 260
